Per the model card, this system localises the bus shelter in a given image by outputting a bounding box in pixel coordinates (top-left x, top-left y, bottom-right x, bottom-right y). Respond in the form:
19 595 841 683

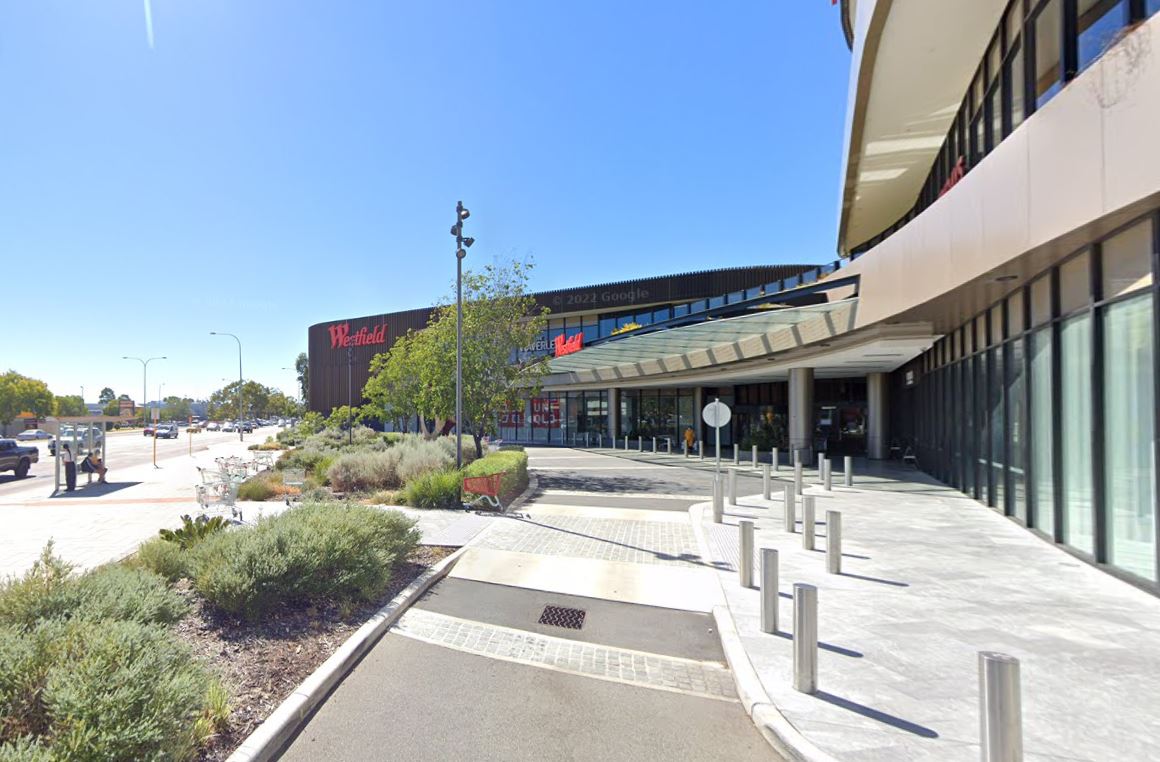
45 415 133 494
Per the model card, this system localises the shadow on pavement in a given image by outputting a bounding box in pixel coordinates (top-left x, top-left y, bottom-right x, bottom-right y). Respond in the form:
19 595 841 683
813 690 939 738
49 481 143 498
770 631 863 659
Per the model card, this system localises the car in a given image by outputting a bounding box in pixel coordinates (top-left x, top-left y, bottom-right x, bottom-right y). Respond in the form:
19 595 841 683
221 422 237 432
187 422 203 433
48 427 103 456
143 423 157 436
239 421 254 433
0 439 38 477
154 424 179 439
206 421 221 432
15 429 51 441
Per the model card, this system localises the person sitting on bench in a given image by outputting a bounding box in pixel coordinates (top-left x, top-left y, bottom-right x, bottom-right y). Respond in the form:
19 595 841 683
80 449 108 484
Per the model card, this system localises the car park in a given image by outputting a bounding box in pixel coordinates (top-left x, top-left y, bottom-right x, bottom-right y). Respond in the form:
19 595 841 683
15 429 51 441
222 422 237 432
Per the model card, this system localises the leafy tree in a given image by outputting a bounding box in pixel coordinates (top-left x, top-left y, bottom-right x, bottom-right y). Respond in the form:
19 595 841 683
162 396 193 422
53 395 88 417
295 352 309 402
362 331 422 433
382 260 548 458
0 370 54 425
102 400 121 417
98 387 116 404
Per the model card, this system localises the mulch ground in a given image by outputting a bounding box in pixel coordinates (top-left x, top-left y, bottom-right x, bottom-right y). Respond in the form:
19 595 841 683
175 545 457 761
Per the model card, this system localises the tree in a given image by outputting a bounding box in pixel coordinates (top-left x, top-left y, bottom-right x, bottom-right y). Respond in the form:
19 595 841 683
0 371 54 425
362 331 423 433
162 396 193 422
295 352 309 403
373 260 549 458
53 395 87 417
98 387 116 405
102 400 120 417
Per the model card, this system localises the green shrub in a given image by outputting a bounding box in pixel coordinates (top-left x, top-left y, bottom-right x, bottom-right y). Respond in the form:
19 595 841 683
397 469 462 509
326 450 402 492
396 441 453 483
462 450 529 503
0 735 54 761
192 503 420 620
69 565 188 626
238 475 276 501
158 514 229 549
0 545 76 631
131 538 190 583
42 619 210 761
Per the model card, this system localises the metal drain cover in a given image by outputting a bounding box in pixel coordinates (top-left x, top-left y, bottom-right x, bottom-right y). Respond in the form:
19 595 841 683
539 604 586 630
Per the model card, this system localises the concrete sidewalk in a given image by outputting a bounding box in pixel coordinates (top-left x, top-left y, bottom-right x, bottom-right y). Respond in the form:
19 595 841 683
658 454 1160 762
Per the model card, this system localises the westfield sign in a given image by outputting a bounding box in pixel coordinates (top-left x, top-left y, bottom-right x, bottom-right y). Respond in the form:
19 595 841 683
328 322 388 350
554 332 583 357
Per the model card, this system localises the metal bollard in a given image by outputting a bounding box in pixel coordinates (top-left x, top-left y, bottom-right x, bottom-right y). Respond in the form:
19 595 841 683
762 464 771 500
733 444 739 465
783 483 796 533
844 455 853 487
728 468 738 506
684 441 689 458
826 510 842 574
761 548 779 633
639 436 644 451
699 440 704 460
793 584 818 694
793 448 801 468
739 520 754 588
585 432 590 448
817 452 824 476
752 445 758 469
772 447 779 472
802 496 816 550
979 652 1023 762
666 438 672 454
712 476 724 523
794 461 803 495
625 436 630 451
823 458 832 491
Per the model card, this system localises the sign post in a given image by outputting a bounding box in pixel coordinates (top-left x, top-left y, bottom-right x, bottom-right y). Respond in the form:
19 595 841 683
701 398 732 478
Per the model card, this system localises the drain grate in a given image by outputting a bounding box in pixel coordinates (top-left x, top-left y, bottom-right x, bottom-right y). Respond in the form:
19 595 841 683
538 604 586 630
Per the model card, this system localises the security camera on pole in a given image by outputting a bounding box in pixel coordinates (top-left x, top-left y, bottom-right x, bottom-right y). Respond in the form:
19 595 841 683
450 201 475 469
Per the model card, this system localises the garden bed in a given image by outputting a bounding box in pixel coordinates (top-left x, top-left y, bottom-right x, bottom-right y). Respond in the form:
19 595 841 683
180 544 455 761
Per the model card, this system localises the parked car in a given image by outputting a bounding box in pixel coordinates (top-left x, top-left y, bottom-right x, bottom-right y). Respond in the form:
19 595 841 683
221 422 237 432
206 421 221 431
48 427 103 456
15 429 51 441
143 423 157 436
154 424 179 439
187 422 203 433
239 421 254 433
0 439 38 478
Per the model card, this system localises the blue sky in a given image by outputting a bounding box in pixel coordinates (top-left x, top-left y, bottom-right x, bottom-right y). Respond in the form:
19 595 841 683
0 1 851 402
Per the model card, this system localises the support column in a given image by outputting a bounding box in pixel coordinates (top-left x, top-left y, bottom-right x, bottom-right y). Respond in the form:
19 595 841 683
867 372 889 460
607 388 619 441
788 367 814 465
693 387 704 446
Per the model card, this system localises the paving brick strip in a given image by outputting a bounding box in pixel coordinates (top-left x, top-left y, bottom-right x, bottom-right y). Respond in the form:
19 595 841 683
392 608 737 702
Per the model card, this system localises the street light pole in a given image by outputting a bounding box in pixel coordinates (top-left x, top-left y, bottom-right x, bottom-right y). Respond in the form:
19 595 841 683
347 347 353 446
210 332 244 441
450 201 475 469
123 356 166 454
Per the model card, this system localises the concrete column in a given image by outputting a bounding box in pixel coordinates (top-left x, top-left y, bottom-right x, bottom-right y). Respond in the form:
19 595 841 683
607 387 619 440
867 372 889 460
693 387 704 446
788 367 814 465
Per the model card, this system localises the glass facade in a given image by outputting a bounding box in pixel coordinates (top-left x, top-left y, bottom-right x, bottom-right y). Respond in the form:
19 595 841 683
498 390 607 445
907 211 1159 586
851 0 1160 256
619 389 697 443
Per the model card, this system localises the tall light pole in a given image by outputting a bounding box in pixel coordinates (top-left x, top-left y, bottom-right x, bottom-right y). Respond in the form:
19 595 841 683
210 332 244 441
123 356 166 433
158 382 165 419
450 200 475 469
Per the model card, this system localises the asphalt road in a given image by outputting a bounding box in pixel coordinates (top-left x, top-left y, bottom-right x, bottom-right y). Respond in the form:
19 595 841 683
0 426 281 495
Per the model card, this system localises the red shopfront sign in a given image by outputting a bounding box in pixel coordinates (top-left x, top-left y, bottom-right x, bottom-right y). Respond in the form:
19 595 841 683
554 332 583 357
531 398 561 428
328 322 388 350
938 157 965 198
499 408 525 427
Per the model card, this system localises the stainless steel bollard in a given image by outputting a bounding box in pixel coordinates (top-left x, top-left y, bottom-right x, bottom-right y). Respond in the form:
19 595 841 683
979 652 1023 762
772 447 779 472
639 436 644 451
585 432 590 448
733 444 739 465
598 433 603 448
823 458 832 491
625 436 630 451
666 438 672 454
699 440 704 460
826 510 842 574
752 445 758 469
793 584 818 694
783 483 796 533
793 448 801 467
794 461 803 495
817 452 824 475
802 496 816 551
761 548 779 633
739 520 754 588
762 464 771 500
844 455 853 487
712 476 724 523
652 436 657 452
728 468 738 506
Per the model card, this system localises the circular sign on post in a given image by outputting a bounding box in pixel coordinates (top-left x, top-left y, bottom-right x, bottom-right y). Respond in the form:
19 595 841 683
702 400 731 428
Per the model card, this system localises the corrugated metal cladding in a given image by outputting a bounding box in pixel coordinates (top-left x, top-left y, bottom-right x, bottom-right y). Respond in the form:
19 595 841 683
307 264 814 413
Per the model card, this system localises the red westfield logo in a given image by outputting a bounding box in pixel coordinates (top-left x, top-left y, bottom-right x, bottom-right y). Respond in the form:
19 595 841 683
554 332 583 357
328 322 388 349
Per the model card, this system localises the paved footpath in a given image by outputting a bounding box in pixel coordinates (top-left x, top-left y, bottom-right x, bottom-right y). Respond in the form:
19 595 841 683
282 447 779 762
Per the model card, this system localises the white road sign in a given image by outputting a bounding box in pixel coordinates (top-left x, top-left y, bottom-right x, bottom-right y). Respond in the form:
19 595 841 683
702 400 732 428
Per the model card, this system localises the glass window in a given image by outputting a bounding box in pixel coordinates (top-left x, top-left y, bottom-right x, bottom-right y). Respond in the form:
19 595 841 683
975 317 987 352
1008 338 1028 522
635 311 653 326
653 307 671 323
549 318 564 329
1008 290 1025 335
1078 0 1129 72
726 291 744 304
977 352 990 503
1007 3 1023 48
1009 40 1026 133
582 323 598 344
1031 275 1052 325
690 299 708 313
673 303 689 318
582 314 597 326
709 296 725 309
988 85 1002 153
1030 327 1055 535
990 347 1005 509
599 315 616 337
1150 0 1160 17
988 36 1002 85
1034 0 1063 108
1059 251 1091 314
1103 293 1156 580
765 281 782 294
991 304 1005 345
1102 219 1154 299
971 114 985 165
1060 314 1094 554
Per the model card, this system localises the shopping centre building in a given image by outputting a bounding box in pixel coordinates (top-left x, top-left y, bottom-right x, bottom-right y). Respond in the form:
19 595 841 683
310 0 1160 589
